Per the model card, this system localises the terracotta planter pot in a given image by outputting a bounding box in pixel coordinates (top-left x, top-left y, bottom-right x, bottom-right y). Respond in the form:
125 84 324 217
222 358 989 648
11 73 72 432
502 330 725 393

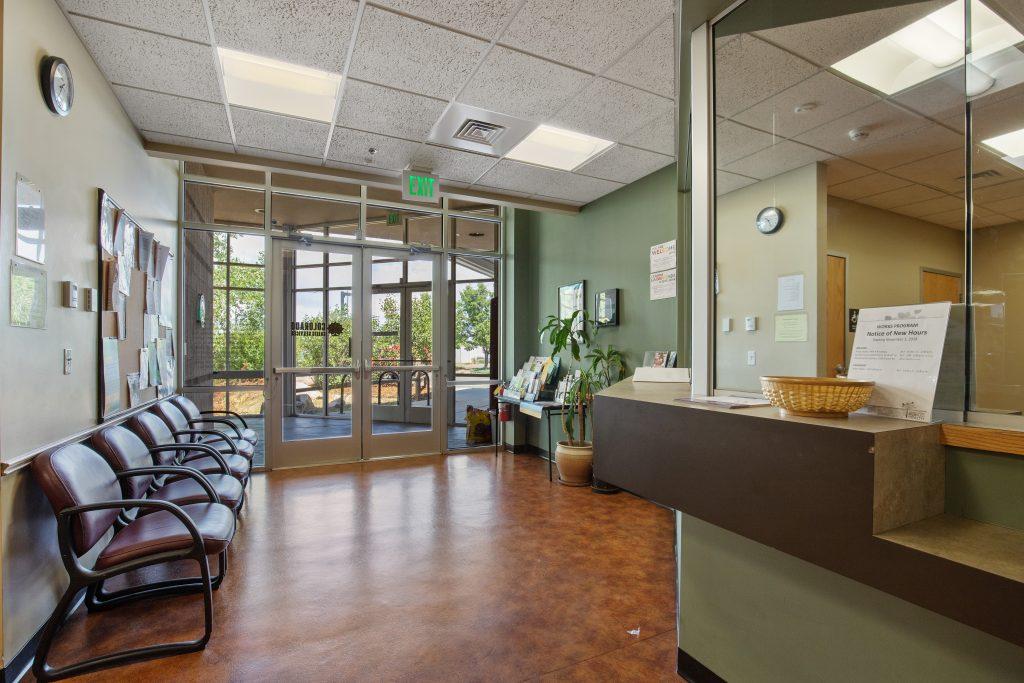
555 441 593 486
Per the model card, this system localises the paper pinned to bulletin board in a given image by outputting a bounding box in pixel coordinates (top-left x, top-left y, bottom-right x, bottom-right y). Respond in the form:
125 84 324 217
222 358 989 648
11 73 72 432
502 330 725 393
98 189 175 420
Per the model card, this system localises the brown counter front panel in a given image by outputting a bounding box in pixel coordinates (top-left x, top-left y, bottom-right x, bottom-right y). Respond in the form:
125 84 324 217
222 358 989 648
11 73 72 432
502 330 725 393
593 393 1024 646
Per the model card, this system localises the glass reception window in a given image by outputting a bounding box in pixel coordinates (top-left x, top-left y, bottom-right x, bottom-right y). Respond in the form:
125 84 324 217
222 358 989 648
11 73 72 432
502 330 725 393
708 0 1024 419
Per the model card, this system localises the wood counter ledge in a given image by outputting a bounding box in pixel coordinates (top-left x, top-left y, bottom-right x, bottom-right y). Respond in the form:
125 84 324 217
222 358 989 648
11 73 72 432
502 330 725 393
593 379 1024 647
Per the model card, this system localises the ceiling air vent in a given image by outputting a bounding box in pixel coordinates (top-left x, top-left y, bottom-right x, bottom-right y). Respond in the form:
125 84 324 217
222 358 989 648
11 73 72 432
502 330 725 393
957 169 1002 181
453 119 505 147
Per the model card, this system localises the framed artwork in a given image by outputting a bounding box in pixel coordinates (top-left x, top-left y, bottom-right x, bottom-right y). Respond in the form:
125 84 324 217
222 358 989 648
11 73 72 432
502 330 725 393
595 288 618 327
558 281 585 325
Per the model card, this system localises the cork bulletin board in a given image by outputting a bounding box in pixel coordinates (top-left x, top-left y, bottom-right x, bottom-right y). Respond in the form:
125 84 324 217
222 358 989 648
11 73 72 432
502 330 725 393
97 189 175 421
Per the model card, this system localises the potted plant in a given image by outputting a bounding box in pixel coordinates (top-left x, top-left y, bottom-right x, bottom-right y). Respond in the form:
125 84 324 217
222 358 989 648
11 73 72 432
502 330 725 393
539 311 626 486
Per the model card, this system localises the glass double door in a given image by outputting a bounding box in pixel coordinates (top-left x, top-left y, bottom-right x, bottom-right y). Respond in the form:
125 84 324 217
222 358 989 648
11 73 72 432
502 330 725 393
269 240 440 467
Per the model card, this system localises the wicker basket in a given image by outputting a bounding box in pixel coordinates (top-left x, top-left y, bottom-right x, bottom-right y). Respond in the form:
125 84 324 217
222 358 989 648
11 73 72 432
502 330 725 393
760 376 875 418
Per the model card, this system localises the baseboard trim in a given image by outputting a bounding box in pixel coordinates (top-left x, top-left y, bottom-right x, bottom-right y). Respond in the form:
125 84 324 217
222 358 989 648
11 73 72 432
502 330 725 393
678 648 726 682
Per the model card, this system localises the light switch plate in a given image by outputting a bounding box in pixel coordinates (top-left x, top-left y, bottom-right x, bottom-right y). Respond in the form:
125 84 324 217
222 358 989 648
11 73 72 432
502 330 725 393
721 317 732 332
63 348 72 375
744 315 758 332
746 350 756 366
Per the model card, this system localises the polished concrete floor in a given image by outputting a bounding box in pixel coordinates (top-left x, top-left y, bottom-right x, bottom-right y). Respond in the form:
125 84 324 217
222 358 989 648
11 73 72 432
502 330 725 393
36 453 678 681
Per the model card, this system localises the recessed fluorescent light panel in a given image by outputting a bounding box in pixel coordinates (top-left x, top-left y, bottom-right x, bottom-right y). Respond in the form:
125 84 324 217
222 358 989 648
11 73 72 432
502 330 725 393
218 48 342 122
506 125 615 171
831 0 1023 95
983 127 1024 168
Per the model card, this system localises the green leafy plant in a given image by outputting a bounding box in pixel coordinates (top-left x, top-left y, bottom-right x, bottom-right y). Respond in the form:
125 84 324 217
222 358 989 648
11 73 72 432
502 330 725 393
538 311 626 446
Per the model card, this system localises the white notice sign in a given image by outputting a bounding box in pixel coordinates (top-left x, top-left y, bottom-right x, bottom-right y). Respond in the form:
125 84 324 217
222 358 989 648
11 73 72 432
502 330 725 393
846 303 951 422
650 240 676 273
777 273 804 311
650 269 676 300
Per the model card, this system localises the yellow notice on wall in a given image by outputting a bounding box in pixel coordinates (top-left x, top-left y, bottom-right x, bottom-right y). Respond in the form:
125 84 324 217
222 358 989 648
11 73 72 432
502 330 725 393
774 313 808 342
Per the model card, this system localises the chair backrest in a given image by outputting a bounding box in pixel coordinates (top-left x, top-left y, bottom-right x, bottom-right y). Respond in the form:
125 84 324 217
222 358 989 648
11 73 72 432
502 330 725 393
172 395 201 421
32 444 122 555
91 425 156 499
151 401 190 441
129 411 177 465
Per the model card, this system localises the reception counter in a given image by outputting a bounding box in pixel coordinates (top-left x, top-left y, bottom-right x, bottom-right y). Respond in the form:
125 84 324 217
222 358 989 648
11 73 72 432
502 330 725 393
592 379 1024 668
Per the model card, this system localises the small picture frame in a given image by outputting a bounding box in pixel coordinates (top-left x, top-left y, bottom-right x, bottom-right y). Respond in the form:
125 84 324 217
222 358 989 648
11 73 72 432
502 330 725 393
557 281 585 324
595 288 618 327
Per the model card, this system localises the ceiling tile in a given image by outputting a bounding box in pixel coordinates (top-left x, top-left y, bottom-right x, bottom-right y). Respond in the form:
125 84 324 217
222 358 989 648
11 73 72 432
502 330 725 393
889 194 964 219
141 130 235 153
970 91 1024 141
231 107 330 157
844 123 963 171
207 0 358 72
113 85 232 142
732 72 878 139
716 119 776 166
237 146 323 164
371 0 520 38
471 184 533 199
713 34 818 117
622 110 675 154
349 7 488 100
575 144 673 183
855 183 944 210
885 148 1014 193
717 170 758 195
501 0 672 73
337 80 446 140
829 172 912 200
984 195 1024 219
823 157 874 185
411 145 497 184
327 128 421 171
69 15 221 102
546 174 623 204
890 68 964 121
973 213 1017 227
751 2 942 67
459 46 591 121
476 159 558 195
794 101 926 156
552 78 674 142
719 140 831 180
60 0 209 42
972 178 1024 204
604 20 675 97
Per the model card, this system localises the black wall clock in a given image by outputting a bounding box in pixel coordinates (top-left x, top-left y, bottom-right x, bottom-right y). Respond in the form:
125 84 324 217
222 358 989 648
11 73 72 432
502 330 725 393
755 206 784 234
40 56 74 116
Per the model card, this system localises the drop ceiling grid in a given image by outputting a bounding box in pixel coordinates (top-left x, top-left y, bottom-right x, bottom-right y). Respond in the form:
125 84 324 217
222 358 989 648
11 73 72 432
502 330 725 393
59 0 677 205
713 31 1024 225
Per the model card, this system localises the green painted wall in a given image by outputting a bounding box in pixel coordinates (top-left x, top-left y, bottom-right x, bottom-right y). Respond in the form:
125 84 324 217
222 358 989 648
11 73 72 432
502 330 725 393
946 448 1024 531
511 164 679 450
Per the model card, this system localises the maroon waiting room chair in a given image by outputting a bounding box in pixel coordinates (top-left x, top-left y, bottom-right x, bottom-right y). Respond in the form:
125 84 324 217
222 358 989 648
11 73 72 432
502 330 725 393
130 411 250 483
150 401 256 462
171 395 259 447
31 443 234 681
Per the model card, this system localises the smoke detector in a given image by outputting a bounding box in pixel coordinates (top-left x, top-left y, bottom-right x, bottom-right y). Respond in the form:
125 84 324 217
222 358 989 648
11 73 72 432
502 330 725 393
848 128 870 141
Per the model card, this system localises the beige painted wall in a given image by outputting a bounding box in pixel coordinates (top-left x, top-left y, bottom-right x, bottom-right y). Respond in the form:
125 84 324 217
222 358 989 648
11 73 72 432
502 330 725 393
827 196 964 365
678 513 1024 682
715 162 826 392
0 0 178 663
972 221 1024 413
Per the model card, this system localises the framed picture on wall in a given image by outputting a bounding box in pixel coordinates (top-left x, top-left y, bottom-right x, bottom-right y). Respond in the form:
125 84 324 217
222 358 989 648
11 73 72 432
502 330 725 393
558 281 585 327
595 288 619 327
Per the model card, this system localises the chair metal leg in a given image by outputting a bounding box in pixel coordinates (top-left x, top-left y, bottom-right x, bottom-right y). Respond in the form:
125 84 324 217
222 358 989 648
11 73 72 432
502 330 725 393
87 550 229 611
33 555 214 682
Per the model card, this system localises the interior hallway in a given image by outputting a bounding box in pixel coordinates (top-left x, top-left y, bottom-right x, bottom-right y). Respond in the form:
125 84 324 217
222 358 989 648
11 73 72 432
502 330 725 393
33 453 677 682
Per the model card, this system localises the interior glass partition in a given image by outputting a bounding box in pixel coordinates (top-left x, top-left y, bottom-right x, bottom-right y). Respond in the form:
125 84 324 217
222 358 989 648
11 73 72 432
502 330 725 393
705 0 1024 425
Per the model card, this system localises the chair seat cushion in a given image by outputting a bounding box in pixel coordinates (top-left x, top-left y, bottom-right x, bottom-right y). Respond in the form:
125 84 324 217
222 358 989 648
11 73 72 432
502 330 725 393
96 503 235 569
182 454 249 481
198 436 255 461
240 428 258 446
149 474 244 511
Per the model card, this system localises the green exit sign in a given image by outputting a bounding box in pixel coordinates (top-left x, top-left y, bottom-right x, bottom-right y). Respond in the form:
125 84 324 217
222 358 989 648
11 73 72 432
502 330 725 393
402 170 440 204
